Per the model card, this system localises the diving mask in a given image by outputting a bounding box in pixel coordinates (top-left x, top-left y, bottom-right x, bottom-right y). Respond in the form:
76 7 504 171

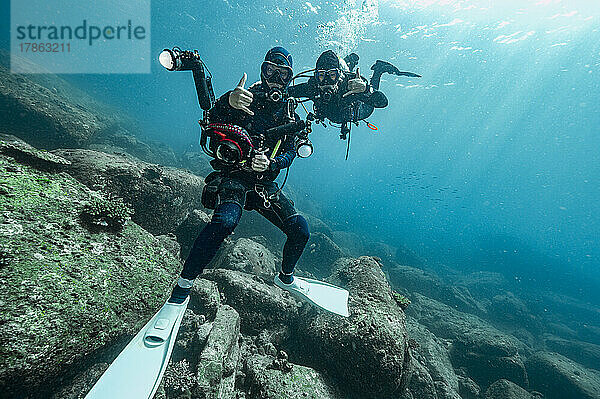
316 68 341 85
261 61 293 87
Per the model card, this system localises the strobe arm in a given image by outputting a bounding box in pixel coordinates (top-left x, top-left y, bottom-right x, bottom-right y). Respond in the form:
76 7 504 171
159 47 216 110
265 120 307 138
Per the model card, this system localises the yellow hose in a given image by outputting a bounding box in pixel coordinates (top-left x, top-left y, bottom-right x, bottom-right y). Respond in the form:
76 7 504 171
271 139 282 159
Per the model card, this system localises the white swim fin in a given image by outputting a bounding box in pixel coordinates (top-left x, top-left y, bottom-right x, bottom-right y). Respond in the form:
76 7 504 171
274 275 349 317
85 297 189 399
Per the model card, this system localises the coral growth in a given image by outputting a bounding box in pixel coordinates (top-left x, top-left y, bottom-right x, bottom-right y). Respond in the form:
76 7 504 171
392 291 411 310
162 359 196 396
79 195 133 232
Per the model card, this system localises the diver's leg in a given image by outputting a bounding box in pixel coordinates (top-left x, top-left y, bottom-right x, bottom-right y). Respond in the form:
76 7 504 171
370 70 383 91
370 60 404 89
169 202 242 303
257 194 310 284
370 60 422 89
370 60 399 90
280 214 310 281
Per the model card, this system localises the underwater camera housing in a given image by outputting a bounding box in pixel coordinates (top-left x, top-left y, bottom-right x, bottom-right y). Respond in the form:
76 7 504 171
203 123 255 165
159 47 215 110
199 120 313 165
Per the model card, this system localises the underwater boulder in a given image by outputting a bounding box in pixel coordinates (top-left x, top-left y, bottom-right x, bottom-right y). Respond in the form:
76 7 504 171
457 375 481 399
243 354 341 399
331 230 366 256
525 351 600 399
527 292 600 346
394 244 428 268
330 231 400 266
88 127 179 167
407 292 530 390
298 232 347 278
0 134 71 171
0 58 129 150
403 359 439 399
487 293 542 333
455 271 510 300
201 268 300 334
175 208 212 259
1 57 178 168
171 308 211 363
0 151 181 398
188 278 221 321
543 334 600 371
51 148 204 235
388 264 485 315
193 305 241 399
432 382 462 399
211 237 278 281
484 379 537 399
293 256 411 399
368 241 397 266
179 150 214 180
49 363 110 399
406 318 461 398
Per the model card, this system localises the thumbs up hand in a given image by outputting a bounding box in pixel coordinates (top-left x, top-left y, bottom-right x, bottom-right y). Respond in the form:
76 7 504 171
343 67 368 98
229 73 254 115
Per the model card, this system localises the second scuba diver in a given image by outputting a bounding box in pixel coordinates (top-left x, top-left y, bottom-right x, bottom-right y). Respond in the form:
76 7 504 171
288 50 421 138
168 47 311 304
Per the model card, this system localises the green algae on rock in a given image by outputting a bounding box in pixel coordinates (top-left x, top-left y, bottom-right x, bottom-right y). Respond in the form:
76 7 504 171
0 153 181 398
244 354 342 399
392 291 411 310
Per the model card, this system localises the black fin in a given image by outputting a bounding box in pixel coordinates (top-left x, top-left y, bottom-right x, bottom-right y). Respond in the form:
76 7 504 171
371 60 421 78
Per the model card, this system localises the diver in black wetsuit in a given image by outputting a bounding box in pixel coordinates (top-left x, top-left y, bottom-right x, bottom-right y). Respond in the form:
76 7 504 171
169 46 310 303
288 50 421 138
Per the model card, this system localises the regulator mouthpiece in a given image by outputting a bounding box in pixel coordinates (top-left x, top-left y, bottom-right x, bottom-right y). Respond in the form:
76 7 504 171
268 88 283 102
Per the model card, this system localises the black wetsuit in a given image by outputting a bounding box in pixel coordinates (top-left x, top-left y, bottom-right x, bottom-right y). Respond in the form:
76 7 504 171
288 73 388 124
176 82 309 288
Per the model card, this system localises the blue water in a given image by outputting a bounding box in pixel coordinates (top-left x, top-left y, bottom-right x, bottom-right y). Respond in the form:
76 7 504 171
2 0 599 300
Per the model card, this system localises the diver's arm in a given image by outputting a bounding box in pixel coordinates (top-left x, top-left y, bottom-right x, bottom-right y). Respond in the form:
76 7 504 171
207 91 234 121
349 91 388 121
270 137 296 171
207 90 256 125
342 69 369 98
208 74 255 122
270 148 296 171
361 90 388 108
269 113 299 171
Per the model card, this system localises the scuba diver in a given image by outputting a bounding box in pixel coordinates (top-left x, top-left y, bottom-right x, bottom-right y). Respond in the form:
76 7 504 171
85 45 348 399
288 50 421 140
168 46 311 304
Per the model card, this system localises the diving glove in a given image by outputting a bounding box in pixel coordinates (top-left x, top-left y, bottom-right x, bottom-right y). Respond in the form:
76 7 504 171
343 68 368 98
229 73 254 115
